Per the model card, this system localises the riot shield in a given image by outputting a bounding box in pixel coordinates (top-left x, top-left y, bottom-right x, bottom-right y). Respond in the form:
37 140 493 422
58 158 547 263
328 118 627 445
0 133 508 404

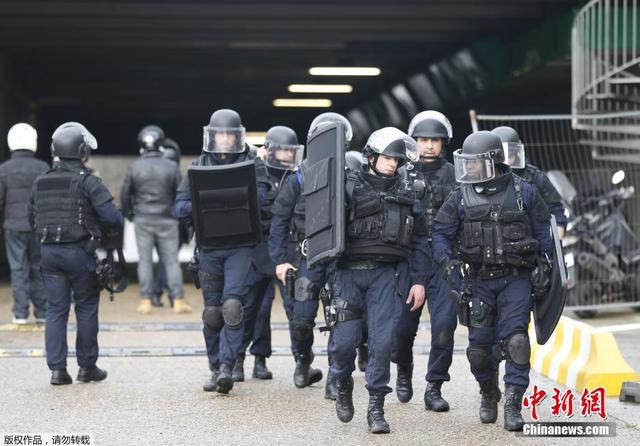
533 214 568 344
188 160 262 250
304 122 346 268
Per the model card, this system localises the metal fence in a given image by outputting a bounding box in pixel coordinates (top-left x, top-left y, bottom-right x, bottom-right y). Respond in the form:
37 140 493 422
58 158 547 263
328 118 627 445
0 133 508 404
469 111 640 317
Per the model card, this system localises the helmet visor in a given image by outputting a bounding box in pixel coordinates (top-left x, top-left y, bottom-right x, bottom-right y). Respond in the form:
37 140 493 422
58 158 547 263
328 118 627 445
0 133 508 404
453 149 496 183
265 143 304 171
202 126 246 153
503 142 525 169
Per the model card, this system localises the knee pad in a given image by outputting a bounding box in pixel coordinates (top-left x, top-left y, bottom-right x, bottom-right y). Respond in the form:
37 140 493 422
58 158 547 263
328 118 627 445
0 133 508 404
202 305 223 331
466 346 491 369
222 297 243 329
292 319 314 341
504 332 531 369
295 276 319 302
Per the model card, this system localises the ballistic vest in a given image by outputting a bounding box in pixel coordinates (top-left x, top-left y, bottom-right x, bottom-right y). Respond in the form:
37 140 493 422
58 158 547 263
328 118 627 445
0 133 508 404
457 175 539 268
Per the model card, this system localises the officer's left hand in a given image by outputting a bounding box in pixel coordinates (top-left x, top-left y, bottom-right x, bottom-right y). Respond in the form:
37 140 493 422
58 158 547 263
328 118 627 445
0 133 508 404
406 284 426 312
558 226 565 239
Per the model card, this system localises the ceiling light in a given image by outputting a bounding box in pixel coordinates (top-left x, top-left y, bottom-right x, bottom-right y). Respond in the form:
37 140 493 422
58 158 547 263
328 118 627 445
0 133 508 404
288 84 353 93
273 98 332 108
309 67 381 76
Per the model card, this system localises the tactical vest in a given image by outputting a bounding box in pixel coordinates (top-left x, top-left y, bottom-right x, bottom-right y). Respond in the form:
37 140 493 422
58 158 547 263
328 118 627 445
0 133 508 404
407 162 456 238
345 172 415 261
457 175 539 268
34 165 100 244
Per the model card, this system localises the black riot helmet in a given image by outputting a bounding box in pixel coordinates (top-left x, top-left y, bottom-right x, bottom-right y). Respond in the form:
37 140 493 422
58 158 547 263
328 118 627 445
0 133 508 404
362 127 418 176
203 108 246 154
408 111 452 142
51 122 98 160
137 125 165 151
307 112 353 147
491 126 526 169
264 126 303 172
453 131 506 184
160 137 181 163
407 110 453 161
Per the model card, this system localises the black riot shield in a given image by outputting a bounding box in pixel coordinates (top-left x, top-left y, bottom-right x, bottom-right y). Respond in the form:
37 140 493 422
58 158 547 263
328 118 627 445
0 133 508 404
533 215 568 344
304 122 346 268
188 160 262 250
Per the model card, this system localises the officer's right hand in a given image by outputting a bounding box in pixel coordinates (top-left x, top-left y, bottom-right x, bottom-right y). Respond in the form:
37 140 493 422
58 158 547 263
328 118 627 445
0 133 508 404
276 263 297 285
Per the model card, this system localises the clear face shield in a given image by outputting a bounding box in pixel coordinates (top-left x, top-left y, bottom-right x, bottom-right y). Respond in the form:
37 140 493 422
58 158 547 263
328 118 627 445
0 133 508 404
453 149 496 183
265 143 304 171
202 126 246 153
503 141 526 169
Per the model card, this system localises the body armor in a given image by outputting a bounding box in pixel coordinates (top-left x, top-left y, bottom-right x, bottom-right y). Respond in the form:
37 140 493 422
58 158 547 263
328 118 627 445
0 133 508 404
33 165 100 244
457 175 538 269
406 161 456 239
345 171 415 261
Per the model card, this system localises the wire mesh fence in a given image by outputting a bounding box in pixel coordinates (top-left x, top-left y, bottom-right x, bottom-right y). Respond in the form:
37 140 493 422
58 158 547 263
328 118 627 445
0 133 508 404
470 111 640 316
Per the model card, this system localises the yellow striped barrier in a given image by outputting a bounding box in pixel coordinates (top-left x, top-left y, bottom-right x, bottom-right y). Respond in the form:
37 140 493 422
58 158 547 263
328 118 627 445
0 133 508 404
529 315 640 396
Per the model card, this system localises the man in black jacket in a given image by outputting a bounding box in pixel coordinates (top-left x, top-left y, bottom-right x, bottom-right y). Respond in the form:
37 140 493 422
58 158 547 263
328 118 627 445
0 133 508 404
121 125 191 314
0 123 49 324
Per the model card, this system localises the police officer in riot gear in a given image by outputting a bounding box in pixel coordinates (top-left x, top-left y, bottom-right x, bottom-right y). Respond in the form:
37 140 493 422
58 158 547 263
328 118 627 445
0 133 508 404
28 122 123 385
391 111 457 411
268 113 353 397
330 127 430 434
173 109 270 394
431 131 554 431
122 125 189 314
491 126 567 238
233 126 304 382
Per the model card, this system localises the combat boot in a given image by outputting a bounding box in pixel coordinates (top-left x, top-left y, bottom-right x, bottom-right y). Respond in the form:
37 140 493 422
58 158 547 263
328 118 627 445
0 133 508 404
216 363 234 394
232 355 245 382
335 376 354 423
137 298 152 314
424 381 450 412
357 343 368 372
478 374 501 424
396 363 413 403
367 393 390 434
504 385 526 431
324 370 337 400
293 353 323 388
173 298 192 314
203 370 219 392
253 355 273 380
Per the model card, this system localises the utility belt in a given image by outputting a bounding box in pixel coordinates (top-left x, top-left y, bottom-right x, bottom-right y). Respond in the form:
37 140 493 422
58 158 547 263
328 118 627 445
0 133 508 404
476 266 529 280
337 259 398 270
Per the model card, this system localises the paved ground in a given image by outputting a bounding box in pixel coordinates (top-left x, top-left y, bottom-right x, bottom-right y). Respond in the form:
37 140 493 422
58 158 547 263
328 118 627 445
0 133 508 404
0 283 639 445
